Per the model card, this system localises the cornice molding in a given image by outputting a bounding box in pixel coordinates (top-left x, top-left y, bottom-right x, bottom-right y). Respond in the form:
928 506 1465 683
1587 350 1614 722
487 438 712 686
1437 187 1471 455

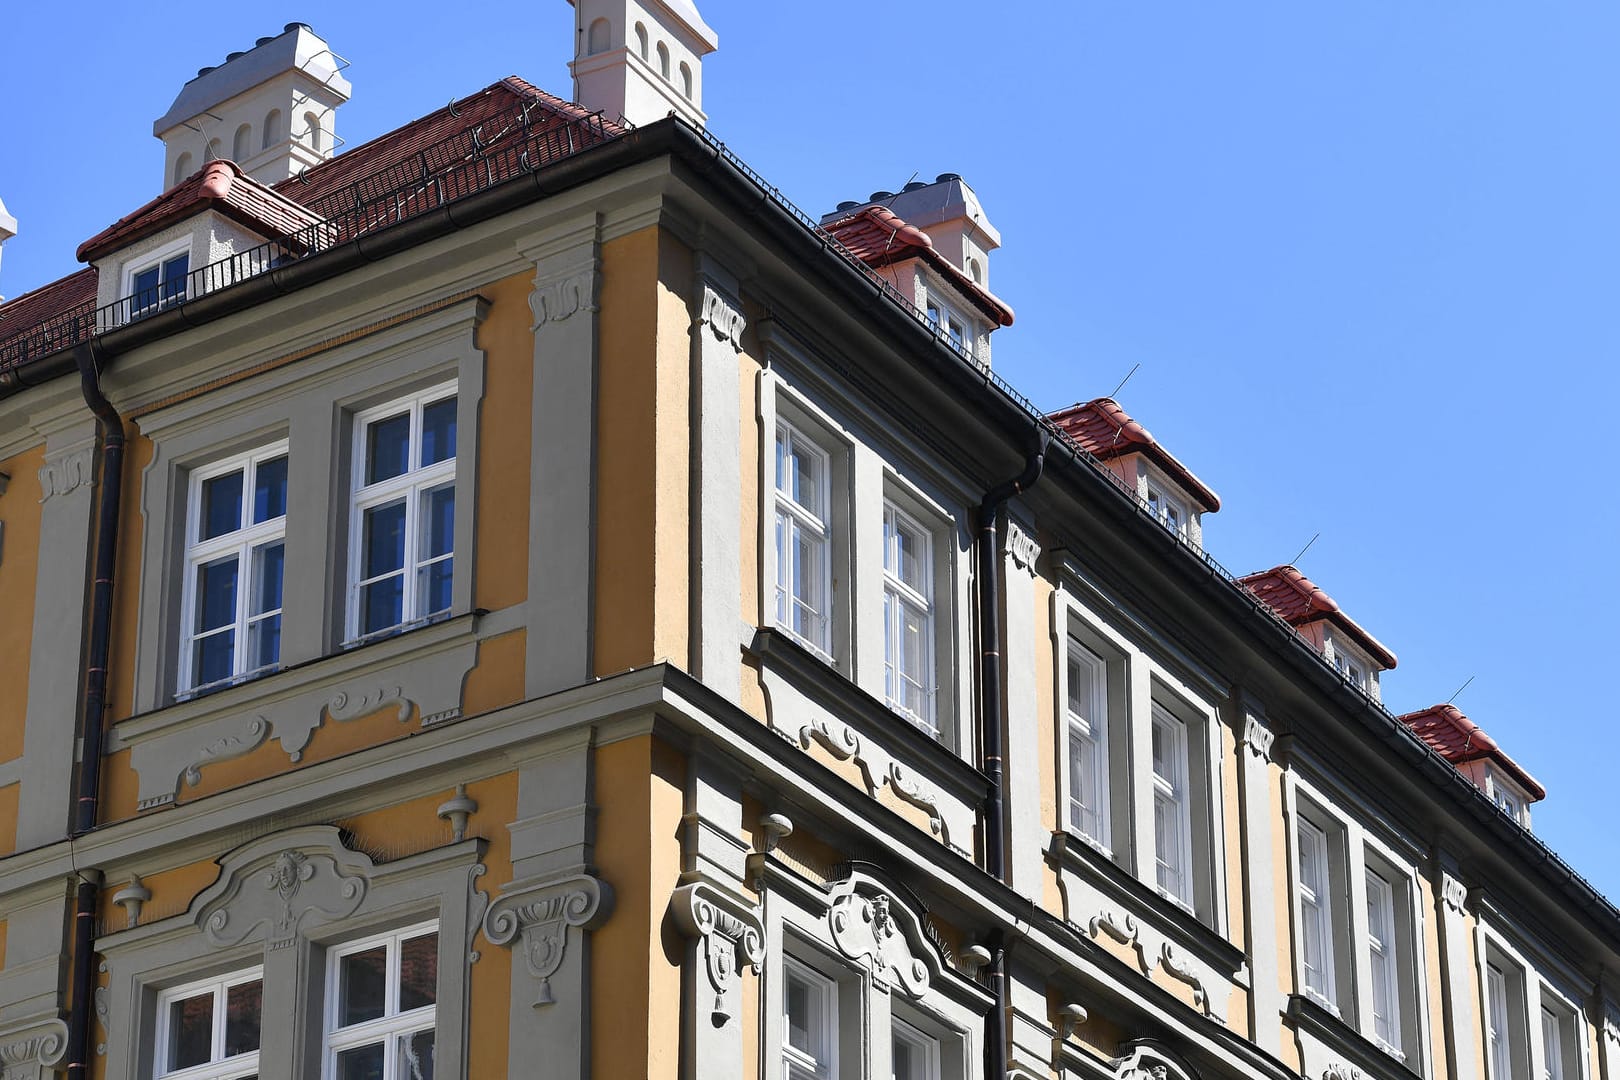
671 880 764 1024
483 872 612 1007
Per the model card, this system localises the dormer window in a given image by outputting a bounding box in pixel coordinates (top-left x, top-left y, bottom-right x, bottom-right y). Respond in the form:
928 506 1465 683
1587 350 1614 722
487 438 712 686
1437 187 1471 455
128 241 192 318
925 294 969 354
1484 766 1532 828
1144 480 1188 540
1324 628 1377 695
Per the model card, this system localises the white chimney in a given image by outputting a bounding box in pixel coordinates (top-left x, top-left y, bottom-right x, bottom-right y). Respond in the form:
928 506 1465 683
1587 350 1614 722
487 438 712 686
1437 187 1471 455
0 196 16 302
567 0 717 128
864 174 1002 290
153 23 352 191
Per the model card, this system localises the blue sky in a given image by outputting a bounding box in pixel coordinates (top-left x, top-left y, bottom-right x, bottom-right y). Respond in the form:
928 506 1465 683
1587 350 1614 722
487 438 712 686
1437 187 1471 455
3 3 1615 900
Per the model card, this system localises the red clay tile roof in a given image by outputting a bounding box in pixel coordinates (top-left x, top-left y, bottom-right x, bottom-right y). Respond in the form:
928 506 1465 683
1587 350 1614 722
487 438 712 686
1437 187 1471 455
820 204 1015 327
1047 397 1221 512
0 267 97 337
1397 703 1545 801
78 160 326 263
1236 564 1399 669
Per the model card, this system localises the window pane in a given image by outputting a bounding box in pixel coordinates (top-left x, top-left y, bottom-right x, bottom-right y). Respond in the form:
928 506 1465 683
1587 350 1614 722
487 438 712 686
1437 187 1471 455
252 542 284 616
201 469 244 540
399 1029 435 1080
421 397 457 466
365 412 412 484
893 1034 915 1080
399 932 438 1012
194 629 236 686
896 519 923 589
162 253 190 303
336 1042 385 1080
787 438 820 511
247 614 281 672
224 979 263 1056
166 990 214 1070
361 577 405 636
422 485 454 558
363 501 407 578
786 975 811 1051
420 560 453 618
197 556 240 632
338 945 388 1027
253 455 288 522
133 266 160 310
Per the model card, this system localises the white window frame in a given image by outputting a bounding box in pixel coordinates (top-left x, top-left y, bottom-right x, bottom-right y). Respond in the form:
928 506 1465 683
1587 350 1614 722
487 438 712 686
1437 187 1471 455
1366 866 1403 1054
890 1015 941 1080
774 417 836 660
782 955 838 1080
178 441 290 695
1144 480 1188 540
1478 927 1588 1080
346 382 459 643
1296 815 1340 1013
154 967 265 1080
924 293 971 355
1065 639 1111 850
1150 703 1195 912
123 236 193 318
1487 960 1524 1080
881 499 936 736
323 920 439 1080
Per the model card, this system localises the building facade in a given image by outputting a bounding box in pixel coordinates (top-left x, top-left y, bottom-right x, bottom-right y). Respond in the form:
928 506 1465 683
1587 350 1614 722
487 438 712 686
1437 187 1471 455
0 6 1615 1080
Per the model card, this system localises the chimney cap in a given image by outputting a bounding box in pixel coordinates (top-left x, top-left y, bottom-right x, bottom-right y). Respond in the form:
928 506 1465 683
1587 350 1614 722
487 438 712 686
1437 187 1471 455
0 195 17 241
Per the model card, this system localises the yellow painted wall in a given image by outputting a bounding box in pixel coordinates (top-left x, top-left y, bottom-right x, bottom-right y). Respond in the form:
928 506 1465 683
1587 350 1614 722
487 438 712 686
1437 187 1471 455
1033 570 1057 883
1220 720 1247 966
0 443 44 766
1418 874 1451 1080
108 427 151 725
473 272 534 615
591 733 686 1080
0 783 16 857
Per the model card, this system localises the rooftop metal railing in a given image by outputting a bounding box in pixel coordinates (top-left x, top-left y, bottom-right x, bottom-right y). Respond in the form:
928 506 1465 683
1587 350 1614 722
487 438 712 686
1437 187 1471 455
0 103 616 373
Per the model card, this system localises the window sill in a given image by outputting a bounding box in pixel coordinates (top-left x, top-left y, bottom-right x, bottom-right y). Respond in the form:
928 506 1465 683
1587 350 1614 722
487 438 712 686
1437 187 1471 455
1288 994 1421 1080
747 626 986 858
1047 830 1244 1024
110 612 482 811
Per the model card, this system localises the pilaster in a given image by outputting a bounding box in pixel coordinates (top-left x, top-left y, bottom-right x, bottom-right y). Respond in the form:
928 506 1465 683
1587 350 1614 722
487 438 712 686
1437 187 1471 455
523 214 602 698
18 423 97 848
1001 507 1043 897
691 255 746 701
1434 859 1481 1080
1235 691 1283 1051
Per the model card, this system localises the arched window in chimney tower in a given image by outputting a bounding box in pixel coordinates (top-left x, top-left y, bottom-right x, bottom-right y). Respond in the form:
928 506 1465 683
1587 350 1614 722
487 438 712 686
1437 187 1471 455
303 112 322 152
262 110 282 150
680 62 693 99
657 41 670 79
233 124 252 162
635 22 649 61
587 18 611 55
173 152 193 188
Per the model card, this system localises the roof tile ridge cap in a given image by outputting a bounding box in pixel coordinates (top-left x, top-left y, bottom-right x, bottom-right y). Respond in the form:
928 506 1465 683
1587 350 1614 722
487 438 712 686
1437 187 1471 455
499 74 628 133
199 159 241 201
77 171 207 260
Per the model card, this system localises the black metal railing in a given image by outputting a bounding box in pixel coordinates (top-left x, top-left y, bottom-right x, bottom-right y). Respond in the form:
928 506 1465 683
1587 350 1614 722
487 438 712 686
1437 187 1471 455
0 104 617 373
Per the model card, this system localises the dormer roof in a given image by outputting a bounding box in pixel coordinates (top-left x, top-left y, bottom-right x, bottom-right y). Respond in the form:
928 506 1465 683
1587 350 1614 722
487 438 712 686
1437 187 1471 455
1236 564 1398 669
1397 703 1545 802
77 160 324 264
1048 397 1221 512
820 204 1014 327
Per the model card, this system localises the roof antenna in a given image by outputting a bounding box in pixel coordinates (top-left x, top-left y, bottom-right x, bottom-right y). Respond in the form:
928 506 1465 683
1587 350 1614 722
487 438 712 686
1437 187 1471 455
1107 362 1140 401
1290 532 1320 567
1447 675 1475 705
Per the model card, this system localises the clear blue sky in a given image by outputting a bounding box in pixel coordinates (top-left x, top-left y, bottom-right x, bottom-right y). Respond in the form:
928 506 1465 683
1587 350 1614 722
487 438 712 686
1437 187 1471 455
3 3 1615 900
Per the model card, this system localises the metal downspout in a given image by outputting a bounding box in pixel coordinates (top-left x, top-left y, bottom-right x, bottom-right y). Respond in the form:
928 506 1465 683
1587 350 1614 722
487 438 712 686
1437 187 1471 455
977 432 1048 1080
66 339 122 1080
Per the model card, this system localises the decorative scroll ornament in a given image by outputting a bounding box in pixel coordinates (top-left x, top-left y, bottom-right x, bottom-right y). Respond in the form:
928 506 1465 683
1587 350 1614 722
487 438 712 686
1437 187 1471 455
483 874 611 1008
824 873 942 1000
1005 518 1040 573
37 446 93 504
700 283 747 351
1323 1063 1369 1080
794 713 954 848
1441 872 1469 916
1159 942 1209 1014
0 1017 70 1079
94 964 109 1056
195 827 370 951
183 716 270 785
1241 714 1276 762
1088 903 1148 973
112 874 153 928
1111 1042 1200 1080
671 882 765 1025
529 268 600 326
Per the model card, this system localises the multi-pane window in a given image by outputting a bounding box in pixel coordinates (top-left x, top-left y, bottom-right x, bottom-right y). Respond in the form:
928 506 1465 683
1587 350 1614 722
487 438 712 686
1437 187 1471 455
1150 705 1194 911
1065 641 1109 847
1366 869 1402 1050
1296 818 1338 1009
782 958 836 1080
1541 1008 1565 1080
348 385 457 641
925 296 967 353
132 250 191 316
891 1018 939 1080
882 502 935 735
324 923 438 1080
1145 482 1187 540
155 969 263 1079
180 444 288 694
774 421 833 657
1487 963 1520 1080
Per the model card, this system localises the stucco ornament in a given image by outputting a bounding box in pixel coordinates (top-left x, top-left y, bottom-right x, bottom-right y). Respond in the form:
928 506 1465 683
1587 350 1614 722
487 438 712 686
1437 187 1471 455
194 826 371 950
671 882 765 1025
1111 1042 1199 1080
36 446 93 504
529 267 600 326
483 873 612 1008
0 1017 69 1080
794 712 955 848
824 872 943 1000
699 283 747 351
1005 518 1041 573
1441 872 1470 916
1322 1062 1368 1080
1241 713 1276 762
